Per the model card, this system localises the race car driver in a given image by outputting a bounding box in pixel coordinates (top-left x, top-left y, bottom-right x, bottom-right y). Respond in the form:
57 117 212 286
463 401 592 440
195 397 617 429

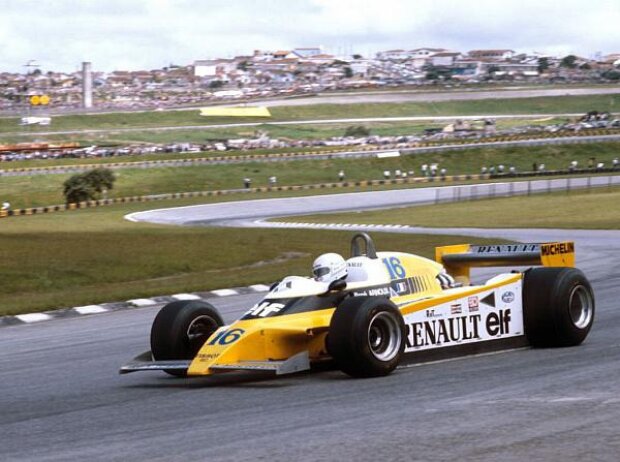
312 253 348 284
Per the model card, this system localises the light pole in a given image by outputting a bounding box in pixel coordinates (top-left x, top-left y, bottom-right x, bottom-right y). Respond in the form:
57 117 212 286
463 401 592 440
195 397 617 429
22 59 40 120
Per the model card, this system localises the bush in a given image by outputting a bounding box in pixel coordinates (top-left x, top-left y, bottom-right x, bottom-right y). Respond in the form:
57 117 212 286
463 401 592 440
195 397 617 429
602 70 620 81
63 168 116 204
344 125 370 137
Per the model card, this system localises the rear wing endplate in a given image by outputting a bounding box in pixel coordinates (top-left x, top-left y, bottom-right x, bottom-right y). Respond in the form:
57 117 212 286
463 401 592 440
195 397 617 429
435 242 575 283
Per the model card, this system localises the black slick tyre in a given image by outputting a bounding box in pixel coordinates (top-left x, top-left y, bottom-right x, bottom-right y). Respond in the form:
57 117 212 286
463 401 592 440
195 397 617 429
327 296 405 378
150 300 224 377
523 267 595 347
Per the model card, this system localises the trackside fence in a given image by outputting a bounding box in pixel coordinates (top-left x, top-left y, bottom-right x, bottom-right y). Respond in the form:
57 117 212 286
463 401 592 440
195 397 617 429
433 174 620 204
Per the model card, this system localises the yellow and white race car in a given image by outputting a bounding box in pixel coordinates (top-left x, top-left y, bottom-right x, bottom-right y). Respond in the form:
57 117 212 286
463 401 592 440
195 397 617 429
120 233 595 378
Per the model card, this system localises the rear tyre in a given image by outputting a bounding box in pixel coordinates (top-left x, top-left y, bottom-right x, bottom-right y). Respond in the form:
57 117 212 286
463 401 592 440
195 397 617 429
327 297 405 378
523 267 595 347
151 300 224 377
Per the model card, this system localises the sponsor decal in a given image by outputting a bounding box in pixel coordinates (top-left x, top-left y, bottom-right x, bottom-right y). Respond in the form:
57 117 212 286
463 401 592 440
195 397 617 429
541 242 574 256
198 353 219 362
480 292 496 308
403 280 524 352
405 309 514 349
468 296 479 312
472 244 539 254
246 301 285 317
501 291 515 303
390 276 428 296
425 309 443 319
353 287 390 297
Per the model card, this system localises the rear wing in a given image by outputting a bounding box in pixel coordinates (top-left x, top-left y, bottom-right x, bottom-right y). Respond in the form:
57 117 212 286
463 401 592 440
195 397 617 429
435 242 575 284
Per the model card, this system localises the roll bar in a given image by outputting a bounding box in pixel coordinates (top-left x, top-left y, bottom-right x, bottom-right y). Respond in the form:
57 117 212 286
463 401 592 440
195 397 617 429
350 233 378 259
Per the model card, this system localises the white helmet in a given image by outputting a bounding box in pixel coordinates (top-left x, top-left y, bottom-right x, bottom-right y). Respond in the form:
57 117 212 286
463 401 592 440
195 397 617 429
312 253 347 283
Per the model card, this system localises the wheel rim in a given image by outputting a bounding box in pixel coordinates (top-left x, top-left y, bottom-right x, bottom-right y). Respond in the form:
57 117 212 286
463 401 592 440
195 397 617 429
568 285 593 329
186 315 218 352
367 311 401 361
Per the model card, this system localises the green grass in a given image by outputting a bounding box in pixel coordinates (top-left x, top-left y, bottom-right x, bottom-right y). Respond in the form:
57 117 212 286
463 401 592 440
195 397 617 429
0 201 504 315
2 142 619 209
2 94 619 136
280 186 620 230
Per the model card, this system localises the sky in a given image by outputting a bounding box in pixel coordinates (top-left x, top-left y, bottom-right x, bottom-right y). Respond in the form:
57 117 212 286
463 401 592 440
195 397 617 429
0 0 619 73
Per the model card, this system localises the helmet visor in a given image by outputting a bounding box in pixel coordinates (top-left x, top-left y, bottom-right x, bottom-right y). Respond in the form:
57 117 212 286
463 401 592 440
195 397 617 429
313 267 330 279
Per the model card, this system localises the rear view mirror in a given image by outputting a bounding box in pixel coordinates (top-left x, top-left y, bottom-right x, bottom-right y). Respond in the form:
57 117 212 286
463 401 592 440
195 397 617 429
328 279 347 292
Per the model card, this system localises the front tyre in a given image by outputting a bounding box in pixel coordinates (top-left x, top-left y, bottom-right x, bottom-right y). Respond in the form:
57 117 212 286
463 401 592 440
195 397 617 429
523 268 595 347
151 300 224 376
327 297 405 378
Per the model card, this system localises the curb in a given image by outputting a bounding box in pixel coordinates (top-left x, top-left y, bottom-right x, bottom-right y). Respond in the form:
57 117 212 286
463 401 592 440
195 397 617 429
0 284 270 328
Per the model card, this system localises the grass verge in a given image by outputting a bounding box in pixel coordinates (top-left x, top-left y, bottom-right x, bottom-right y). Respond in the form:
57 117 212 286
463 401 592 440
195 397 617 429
0 201 504 316
2 142 619 209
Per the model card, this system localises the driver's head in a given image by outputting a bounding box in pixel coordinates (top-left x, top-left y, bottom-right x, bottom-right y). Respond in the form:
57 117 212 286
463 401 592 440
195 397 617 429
312 253 347 283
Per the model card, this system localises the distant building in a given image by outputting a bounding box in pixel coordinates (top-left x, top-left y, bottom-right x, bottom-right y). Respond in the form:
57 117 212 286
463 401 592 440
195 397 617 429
430 52 461 66
376 49 408 60
409 48 446 58
292 47 323 58
602 53 620 66
468 49 515 60
300 54 335 65
194 59 236 77
272 50 296 59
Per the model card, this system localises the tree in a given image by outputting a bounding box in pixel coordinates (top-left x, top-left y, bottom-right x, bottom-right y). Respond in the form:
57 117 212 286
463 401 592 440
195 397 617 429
344 66 353 78
537 57 549 73
83 168 115 194
602 70 620 81
560 55 577 68
63 168 116 204
63 175 95 204
352 54 363 60
208 80 223 89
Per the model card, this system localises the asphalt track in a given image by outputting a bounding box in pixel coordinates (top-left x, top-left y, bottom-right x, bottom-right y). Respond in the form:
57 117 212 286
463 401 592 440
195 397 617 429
258 86 620 107
2 181 620 461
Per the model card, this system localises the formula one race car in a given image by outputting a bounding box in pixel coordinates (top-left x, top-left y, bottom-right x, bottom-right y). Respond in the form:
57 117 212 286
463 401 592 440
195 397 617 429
120 233 595 378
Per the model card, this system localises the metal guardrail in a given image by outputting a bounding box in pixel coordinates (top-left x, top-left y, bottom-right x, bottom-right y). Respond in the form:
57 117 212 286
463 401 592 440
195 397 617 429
432 173 620 204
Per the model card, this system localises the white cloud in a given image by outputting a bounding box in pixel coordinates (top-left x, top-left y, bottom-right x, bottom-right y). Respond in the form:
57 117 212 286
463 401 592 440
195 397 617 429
0 0 617 72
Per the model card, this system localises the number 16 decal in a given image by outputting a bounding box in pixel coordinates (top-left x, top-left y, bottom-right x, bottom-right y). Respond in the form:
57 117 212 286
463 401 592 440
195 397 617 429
382 257 406 279
208 328 245 345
